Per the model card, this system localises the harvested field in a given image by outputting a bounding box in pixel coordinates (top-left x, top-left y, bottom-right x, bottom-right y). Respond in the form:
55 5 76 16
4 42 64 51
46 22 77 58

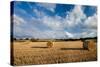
11 40 97 66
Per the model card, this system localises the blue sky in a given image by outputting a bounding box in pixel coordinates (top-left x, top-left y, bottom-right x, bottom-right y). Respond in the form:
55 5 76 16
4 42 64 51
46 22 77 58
11 1 97 39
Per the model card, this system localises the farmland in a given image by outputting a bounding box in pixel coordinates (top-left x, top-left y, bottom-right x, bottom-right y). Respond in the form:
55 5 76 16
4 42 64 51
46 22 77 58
11 40 97 66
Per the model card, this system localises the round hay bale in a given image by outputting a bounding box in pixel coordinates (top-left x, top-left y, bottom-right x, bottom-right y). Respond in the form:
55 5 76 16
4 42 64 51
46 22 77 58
88 40 95 50
47 41 53 48
83 40 89 50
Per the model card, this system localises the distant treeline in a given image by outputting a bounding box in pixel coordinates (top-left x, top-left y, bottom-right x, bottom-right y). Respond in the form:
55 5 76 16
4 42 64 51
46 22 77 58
11 37 97 42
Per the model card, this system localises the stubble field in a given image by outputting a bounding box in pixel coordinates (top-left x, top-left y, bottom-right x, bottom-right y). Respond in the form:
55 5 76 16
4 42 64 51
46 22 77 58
11 40 97 66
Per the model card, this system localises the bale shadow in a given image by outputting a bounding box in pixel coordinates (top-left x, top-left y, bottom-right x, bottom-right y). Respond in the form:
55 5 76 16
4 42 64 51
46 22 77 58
31 46 48 48
60 48 87 50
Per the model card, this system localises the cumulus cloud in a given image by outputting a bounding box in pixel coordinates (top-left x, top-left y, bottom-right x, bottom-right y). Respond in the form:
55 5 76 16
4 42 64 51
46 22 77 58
81 29 97 38
13 14 26 25
36 3 56 12
84 14 97 29
32 5 97 39
62 5 97 38
13 2 97 39
42 15 63 30
63 5 86 28
65 32 74 38
33 8 46 18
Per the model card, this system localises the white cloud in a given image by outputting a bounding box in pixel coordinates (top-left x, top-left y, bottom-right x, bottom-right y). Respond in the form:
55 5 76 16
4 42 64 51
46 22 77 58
87 31 97 37
14 4 97 39
65 32 74 38
33 5 87 30
37 3 56 12
13 14 36 38
33 8 46 18
62 5 97 38
31 30 68 39
78 13 97 38
84 14 97 29
63 5 86 28
81 29 97 38
33 5 97 39
42 15 63 30
13 14 26 25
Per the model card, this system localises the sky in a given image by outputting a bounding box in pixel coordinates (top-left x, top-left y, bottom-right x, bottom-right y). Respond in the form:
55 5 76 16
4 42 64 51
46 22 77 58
11 1 97 39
